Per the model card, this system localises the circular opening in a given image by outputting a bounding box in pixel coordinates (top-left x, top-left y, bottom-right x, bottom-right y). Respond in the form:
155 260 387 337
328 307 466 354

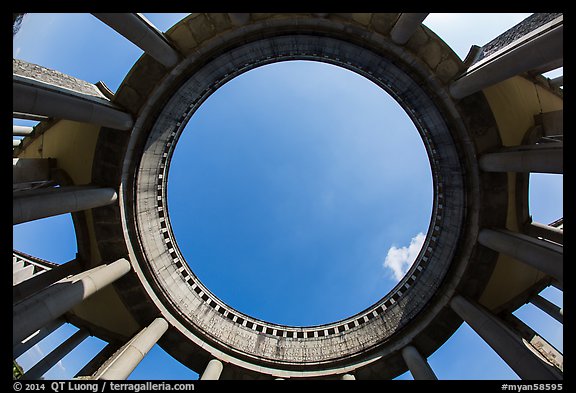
167 60 433 326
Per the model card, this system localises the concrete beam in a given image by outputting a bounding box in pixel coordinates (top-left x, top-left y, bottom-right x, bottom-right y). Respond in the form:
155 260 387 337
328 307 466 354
200 359 224 380
450 295 562 380
74 342 121 378
22 329 89 380
94 318 169 380
390 13 429 45
93 14 180 69
13 319 65 359
13 258 131 347
450 16 563 99
401 345 438 380
530 294 563 324
527 221 563 245
478 228 562 284
13 258 82 304
13 74 133 130
13 185 118 225
479 144 563 174
13 125 34 136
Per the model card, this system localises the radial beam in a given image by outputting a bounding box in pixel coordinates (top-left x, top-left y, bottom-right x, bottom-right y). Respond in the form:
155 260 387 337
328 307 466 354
479 144 563 174
478 228 562 284
450 16 563 99
13 125 34 136
94 318 169 380
13 74 133 130
200 359 224 380
390 13 429 44
22 329 89 380
13 186 118 225
401 345 438 380
530 294 563 324
450 295 562 380
93 13 180 68
13 258 131 347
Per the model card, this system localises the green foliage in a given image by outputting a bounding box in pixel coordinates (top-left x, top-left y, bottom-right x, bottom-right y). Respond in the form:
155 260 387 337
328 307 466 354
13 360 24 380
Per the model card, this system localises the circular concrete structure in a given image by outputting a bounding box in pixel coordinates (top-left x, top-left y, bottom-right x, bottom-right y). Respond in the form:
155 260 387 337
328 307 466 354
13 12 563 381
92 13 504 378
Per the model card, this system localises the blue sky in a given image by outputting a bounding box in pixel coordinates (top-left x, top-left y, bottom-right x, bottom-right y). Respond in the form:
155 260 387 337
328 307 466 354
13 13 562 380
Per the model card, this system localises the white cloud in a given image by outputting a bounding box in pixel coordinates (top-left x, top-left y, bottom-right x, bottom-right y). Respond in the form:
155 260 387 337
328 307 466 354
383 232 426 281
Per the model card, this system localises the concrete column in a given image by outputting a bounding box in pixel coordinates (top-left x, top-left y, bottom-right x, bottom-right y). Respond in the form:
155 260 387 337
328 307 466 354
13 258 82 305
13 125 33 136
93 14 180 68
478 228 562 284
450 295 561 380
74 342 120 378
13 74 133 130
200 359 224 380
22 329 89 380
13 318 64 359
340 373 356 380
450 16 563 99
530 295 563 324
95 318 169 380
13 185 118 225
13 258 131 347
390 13 429 44
479 145 562 174
401 345 438 380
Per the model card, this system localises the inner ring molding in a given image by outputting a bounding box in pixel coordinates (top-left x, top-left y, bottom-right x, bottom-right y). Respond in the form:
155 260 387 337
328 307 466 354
131 34 465 366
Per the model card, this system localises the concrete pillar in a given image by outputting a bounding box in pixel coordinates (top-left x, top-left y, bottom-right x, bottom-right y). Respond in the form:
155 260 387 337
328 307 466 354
13 185 118 225
479 145 562 174
74 342 120 378
13 318 64 359
93 14 180 69
530 294 563 324
13 258 82 305
340 373 356 380
478 228 562 284
94 318 169 380
13 258 131 347
390 13 429 44
13 74 133 130
22 329 89 380
228 13 250 26
450 16 563 99
450 295 561 380
13 125 33 136
200 359 224 380
401 345 438 380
